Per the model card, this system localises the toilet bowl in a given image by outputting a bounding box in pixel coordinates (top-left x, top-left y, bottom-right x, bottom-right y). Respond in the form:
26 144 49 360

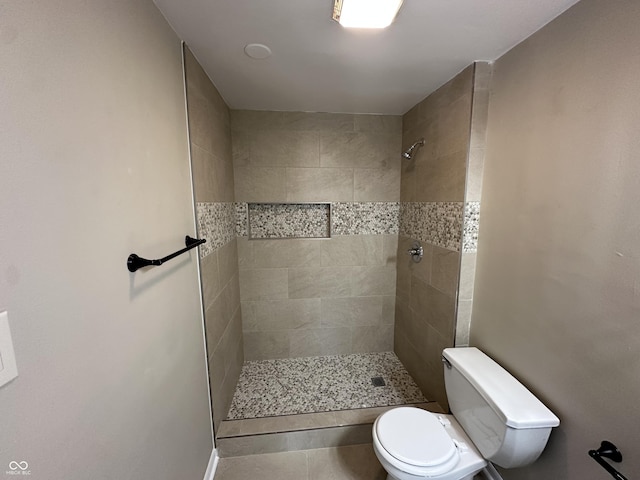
372 407 486 480
372 348 560 480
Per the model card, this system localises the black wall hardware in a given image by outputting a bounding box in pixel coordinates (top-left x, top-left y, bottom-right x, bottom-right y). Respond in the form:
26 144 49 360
589 441 628 480
127 236 206 272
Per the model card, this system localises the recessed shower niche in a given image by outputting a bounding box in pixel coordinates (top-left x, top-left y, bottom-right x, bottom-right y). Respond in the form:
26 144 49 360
247 203 331 240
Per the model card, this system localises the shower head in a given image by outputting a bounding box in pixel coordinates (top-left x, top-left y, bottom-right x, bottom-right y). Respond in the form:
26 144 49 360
402 138 425 160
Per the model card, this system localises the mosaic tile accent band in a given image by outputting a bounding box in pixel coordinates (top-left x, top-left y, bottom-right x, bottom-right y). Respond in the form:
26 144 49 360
331 202 400 235
235 202 248 238
227 352 426 419
235 202 399 238
248 203 330 239
463 202 480 252
232 201 477 250
400 202 464 251
196 202 236 258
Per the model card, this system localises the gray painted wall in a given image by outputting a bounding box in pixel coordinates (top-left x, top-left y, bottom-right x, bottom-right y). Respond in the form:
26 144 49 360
472 0 640 477
0 1 212 479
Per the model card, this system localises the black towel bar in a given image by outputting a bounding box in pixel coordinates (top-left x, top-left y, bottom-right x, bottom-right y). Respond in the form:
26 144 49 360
127 236 206 272
589 441 628 480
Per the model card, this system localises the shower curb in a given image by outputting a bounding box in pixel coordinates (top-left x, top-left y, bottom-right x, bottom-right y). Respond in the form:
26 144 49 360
216 402 444 458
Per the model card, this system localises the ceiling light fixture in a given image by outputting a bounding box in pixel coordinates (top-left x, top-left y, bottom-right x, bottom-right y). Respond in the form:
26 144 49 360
332 0 404 29
244 43 272 60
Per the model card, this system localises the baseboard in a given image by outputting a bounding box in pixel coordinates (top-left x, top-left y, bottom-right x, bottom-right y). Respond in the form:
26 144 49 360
203 448 219 480
482 463 504 480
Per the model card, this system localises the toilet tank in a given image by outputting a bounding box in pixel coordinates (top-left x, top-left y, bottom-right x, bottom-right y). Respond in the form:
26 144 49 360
442 347 560 468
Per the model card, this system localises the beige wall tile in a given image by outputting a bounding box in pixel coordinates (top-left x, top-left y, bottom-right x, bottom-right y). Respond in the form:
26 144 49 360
286 425 372 451
186 92 215 152
234 166 287 202
239 268 289 301
218 239 239 286
402 104 420 135
395 65 476 405
321 235 383 267
244 331 290 361
320 132 397 169
415 149 467 202
381 295 395 325
211 151 236 203
320 296 384 327
427 64 473 116
354 167 401 202
231 110 402 360
351 325 394 353
399 160 417 202
248 130 320 167
209 344 225 401
435 93 472 158
240 301 257 332
236 236 253 269
430 246 460 297
403 301 430 353
204 289 231 354
186 48 242 438
231 110 284 131
224 273 242 320
466 147 485 202
185 49 229 125
458 252 477 301
469 87 490 150
254 298 322 331
288 267 353 299
410 276 455 340
351 265 396 296
230 129 250 166
382 235 399 266
455 300 472 347
188 97 231 161
395 236 415 296
281 111 355 132
408 241 433 285
354 114 402 134
200 251 221 310
213 335 243 429
224 310 244 370
333 406 391 426
237 412 337 436
217 434 293 459
285 167 353 202
289 327 352 357
191 144 217 203
394 329 433 402
251 238 323 268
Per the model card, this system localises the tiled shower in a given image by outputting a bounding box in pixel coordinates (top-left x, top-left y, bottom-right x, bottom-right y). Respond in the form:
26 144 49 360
185 45 489 443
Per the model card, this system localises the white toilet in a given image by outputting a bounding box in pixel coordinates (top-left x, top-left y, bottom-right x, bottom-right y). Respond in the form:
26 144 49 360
372 347 560 480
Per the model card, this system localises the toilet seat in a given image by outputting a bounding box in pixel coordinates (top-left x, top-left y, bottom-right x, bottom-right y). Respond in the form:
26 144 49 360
375 407 460 476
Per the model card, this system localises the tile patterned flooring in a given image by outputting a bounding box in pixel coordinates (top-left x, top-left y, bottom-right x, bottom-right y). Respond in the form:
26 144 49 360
214 444 488 480
214 444 387 480
227 352 427 420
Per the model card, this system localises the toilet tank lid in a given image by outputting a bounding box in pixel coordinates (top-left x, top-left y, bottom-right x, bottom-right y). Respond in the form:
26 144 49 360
443 348 560 429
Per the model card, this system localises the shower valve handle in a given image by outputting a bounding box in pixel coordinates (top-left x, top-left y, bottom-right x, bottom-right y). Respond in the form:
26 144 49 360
407 242 423 263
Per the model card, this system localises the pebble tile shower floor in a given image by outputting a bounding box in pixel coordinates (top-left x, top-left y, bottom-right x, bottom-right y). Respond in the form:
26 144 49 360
227 352 426 420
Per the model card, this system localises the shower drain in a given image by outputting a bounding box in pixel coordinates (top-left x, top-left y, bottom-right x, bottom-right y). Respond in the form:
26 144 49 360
371 376 386 387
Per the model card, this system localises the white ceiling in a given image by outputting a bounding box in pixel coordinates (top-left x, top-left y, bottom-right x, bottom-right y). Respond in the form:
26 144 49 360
153 0 581 115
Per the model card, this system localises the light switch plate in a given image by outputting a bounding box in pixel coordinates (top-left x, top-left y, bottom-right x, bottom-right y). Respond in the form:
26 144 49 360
0 311 18 387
